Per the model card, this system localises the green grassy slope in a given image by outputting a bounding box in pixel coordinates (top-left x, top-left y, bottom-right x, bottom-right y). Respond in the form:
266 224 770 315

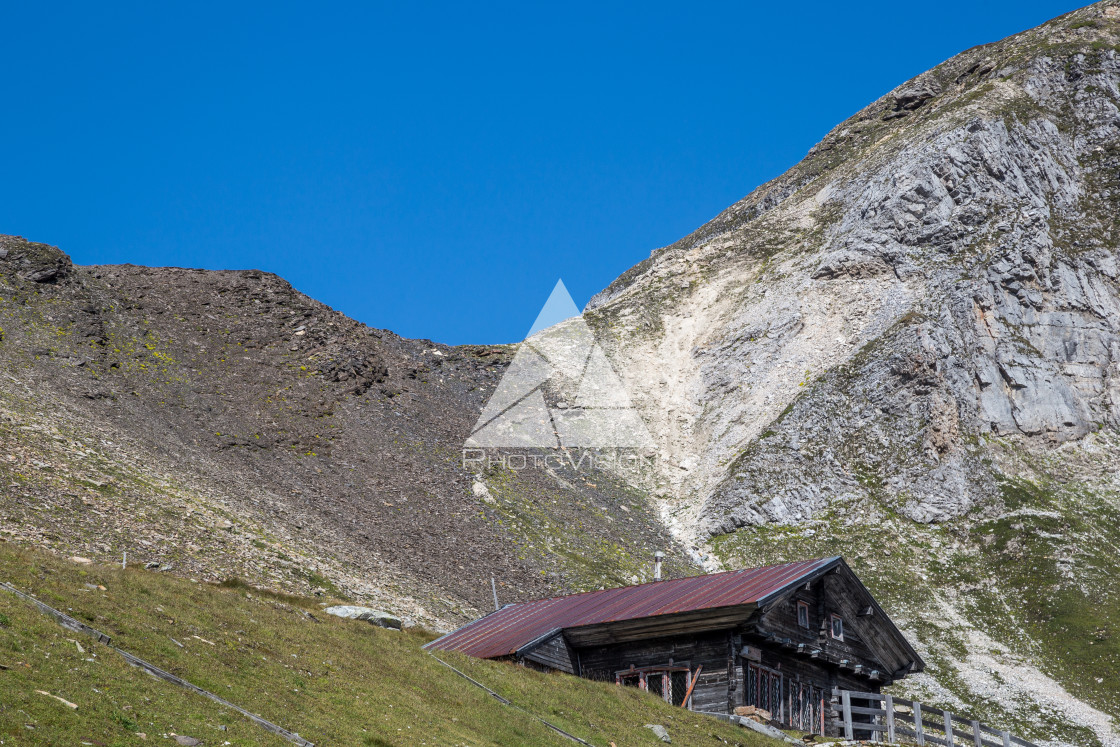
0 544 777 747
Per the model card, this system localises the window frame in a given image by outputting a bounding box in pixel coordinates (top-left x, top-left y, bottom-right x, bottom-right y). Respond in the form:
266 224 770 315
797 601 810 629
615 664 693 707
830 613 844 641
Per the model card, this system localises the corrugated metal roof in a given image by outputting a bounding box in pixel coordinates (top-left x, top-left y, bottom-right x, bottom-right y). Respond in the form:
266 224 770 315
425 557 840 659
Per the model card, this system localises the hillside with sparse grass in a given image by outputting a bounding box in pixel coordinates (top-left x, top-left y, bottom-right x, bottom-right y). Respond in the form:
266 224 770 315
0 544 778 746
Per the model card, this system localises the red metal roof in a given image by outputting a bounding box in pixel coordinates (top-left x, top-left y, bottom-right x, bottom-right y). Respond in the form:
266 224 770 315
425 557 840 659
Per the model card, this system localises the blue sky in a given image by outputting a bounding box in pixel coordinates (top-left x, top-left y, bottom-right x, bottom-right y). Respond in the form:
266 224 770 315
2 1 1084 344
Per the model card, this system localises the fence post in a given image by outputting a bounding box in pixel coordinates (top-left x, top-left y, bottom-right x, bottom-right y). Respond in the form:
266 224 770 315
971 719 982 747
1002 731 1011 747
914 701 925 746
944 711 955 747
885 694 896 744
841 690 853 740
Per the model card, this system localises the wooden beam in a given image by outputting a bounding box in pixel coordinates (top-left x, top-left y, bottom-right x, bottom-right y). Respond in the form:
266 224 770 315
842 691 853 740
680 665 703 709
885 694 896 744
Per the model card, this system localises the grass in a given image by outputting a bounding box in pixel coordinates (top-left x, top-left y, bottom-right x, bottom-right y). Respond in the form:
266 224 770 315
0 543 777 746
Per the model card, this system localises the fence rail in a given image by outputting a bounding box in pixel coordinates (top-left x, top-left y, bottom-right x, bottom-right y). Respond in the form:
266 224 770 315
831 690 1038 747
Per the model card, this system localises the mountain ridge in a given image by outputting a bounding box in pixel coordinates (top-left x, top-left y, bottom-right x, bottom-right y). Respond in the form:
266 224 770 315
3 3 1120 745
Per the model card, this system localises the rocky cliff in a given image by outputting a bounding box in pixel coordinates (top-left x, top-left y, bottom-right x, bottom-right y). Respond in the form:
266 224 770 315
583 3 1120 745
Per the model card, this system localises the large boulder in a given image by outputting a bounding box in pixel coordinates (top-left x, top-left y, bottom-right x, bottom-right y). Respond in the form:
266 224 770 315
323 605 402 630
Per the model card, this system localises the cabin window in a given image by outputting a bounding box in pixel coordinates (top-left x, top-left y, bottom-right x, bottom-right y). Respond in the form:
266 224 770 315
745 662 784 721
830 614 844 640
797 601 810 629
788 681 825 735
615 666 692 707
745 665 826 736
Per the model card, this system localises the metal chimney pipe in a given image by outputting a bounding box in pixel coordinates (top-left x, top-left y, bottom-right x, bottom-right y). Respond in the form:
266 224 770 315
653 551 665 581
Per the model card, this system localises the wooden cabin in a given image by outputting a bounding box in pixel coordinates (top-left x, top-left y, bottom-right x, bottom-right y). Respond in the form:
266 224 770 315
425 556 923 737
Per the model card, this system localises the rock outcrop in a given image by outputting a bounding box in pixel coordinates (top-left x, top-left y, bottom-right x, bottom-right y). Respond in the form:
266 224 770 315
587 1 1120 535
584 5 1120 744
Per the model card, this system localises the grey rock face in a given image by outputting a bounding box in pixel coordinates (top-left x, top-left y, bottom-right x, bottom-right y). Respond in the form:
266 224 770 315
0 235 73 284
585 4 1120 536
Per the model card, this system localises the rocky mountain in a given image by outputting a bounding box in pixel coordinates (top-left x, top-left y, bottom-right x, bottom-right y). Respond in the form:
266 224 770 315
581 3 1120 745
3 3 1120 746
0 236 698 629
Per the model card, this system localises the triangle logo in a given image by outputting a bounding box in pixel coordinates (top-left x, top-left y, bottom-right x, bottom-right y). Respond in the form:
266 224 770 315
466 280 654 449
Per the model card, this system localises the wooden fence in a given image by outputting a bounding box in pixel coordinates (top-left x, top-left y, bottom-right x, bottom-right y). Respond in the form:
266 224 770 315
831 690 1038 747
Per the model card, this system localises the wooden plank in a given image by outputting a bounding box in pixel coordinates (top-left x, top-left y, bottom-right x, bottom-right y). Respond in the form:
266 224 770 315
971 720 982 747
0 582 112 644
914 701 925 746
841 690 886 700
847 704 887 716
680 665 702 709
3 579 314 746
842 690 854 740
834 721 890 733
945 711 955 747
853 722 890 733
949 724 985 742
885 694 896 744
1002 732 1011 747
113 647 314 745
896 726 949 747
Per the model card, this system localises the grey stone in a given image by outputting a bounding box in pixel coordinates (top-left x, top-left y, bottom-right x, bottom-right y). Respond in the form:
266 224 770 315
643 724 671 743
323 605 402 630
732 715 802 743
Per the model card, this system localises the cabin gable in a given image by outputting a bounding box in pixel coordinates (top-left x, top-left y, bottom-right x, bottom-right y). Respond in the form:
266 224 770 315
755 561 920 680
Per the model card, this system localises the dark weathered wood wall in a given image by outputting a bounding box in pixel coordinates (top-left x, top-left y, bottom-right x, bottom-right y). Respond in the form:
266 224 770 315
521 633 578 674
576 630 735 713
755 569 911 679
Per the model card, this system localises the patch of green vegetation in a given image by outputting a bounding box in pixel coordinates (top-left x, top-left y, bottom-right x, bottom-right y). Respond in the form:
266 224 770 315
0 544 775 746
